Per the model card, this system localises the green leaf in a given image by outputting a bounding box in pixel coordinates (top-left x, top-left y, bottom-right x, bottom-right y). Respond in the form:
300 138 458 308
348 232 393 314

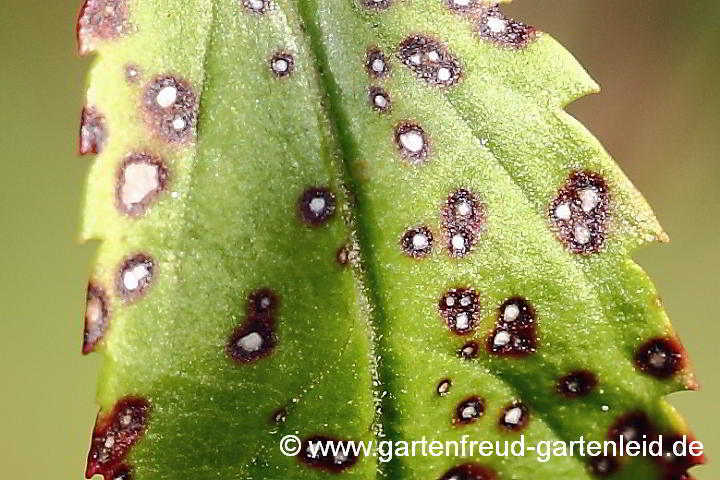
77 1 702 479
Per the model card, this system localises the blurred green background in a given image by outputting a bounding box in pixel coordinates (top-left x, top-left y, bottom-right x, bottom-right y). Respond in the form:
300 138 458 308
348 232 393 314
0 0 716 478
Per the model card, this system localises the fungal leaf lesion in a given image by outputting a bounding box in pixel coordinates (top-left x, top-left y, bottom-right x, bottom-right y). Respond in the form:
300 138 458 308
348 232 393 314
78 0 701 479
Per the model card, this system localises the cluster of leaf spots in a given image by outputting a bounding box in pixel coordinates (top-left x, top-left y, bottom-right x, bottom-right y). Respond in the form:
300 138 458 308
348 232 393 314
550 171 610 254
227 289 279 363
86 397 150 480
488 297 537 356
397 34 462 87
446 2 537 48
77 0 132 55
76 0 703 479
143 76 198 143
443 189 486 257
439 287 480 335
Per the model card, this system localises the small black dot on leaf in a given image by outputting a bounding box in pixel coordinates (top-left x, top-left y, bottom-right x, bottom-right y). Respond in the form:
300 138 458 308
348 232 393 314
437 379 452 397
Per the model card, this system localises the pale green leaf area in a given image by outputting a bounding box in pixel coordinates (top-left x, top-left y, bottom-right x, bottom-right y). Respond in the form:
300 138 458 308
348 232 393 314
81 0 699 479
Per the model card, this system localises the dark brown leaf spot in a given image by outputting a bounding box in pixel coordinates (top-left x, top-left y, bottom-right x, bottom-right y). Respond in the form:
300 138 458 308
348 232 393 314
79 107 107 155
557 370 597 398
366 48 389 78
608 411 654 444
443 189 486 257
439 463 496 480
243 0 272 13
458 341 480 359
85 397 150 479
454 396 485 425
550 171 610 254
439 288 479 335
398 34 461 87
634 338 685 379
271 407 288 424
488 297 536 356
77 0 132 55
362 0 390 10
227 317 276 363
455 5 538 48
300 435 358 472
299 187 336 226
395 123 429 163
116 254 154 300
124 65 141 83
499 402 529 431
248 288 278 317
437 379 452 397
401 226 433 258
588 456 619 478
116 152 169 216
369 86 391 113
143 75 197 143
655 433 704 479
270 52 294 77
83 283 109 354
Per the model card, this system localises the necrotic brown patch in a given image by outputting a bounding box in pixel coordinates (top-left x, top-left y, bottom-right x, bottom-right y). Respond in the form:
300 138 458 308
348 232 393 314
77 0 132 55
439 463 496 480
369 87 391 113
454 396 485 425
398 34 461 87
116 254 154 300
556 370 597 398
499 402 529 431
443 189 486 257
401 226 433 258
85 397 150 479
588 456 619 478
298 187 336 226
366 48 389 78
395 122 429 163
550 170 610 254
300 435 358 472
79 107 107 155
143 75 197 143
488 297 536 356
83 283 109 354
439 288 479 335
634 338 685 379
116 152 169 216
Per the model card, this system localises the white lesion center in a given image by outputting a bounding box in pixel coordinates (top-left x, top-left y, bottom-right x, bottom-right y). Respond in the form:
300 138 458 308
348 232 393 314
121 161 161 209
